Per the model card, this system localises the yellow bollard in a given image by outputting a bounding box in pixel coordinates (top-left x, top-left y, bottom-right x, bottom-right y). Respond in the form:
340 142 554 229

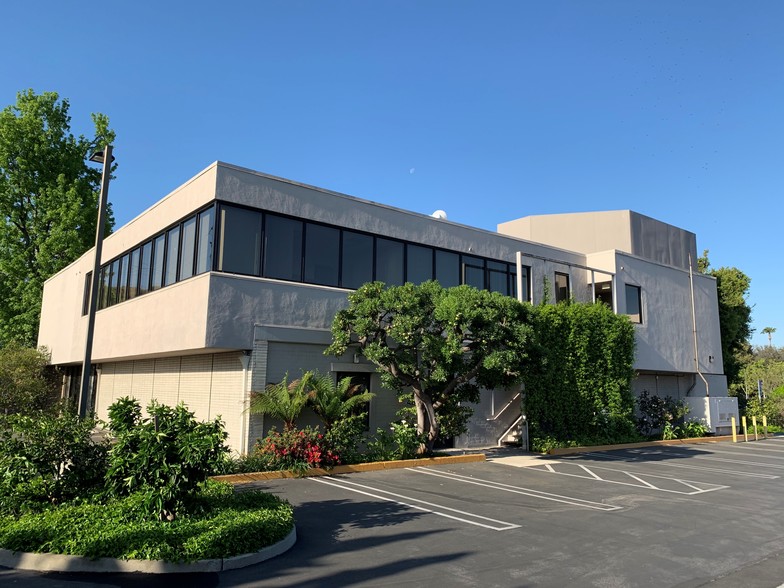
753 416 759 441
731 416 737 443
763 415 768 439
742 416 748 442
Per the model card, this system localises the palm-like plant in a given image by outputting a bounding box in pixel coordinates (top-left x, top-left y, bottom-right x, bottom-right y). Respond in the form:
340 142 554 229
248 372 315 430
309 372 375 431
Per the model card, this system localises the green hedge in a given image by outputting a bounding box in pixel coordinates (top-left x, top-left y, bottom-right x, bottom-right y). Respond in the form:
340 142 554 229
0 482 293 562
522 302 637 444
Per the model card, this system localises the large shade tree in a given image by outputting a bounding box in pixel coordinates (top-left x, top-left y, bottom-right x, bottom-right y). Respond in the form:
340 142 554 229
0 90 115 346
326 281 533 453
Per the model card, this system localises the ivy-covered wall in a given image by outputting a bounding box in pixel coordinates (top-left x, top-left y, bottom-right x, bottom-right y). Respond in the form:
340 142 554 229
522 302 637 442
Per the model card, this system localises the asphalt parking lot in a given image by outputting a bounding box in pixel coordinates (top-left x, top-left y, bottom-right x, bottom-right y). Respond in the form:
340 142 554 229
5 438 784 587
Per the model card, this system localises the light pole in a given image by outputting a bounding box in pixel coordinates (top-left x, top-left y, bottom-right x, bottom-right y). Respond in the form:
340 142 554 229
78 144 113 417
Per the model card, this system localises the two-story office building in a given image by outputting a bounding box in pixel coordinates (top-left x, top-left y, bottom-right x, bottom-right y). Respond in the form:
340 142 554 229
38 162 736 452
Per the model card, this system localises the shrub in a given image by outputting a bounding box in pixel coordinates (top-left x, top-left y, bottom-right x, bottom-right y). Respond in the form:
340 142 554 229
325 413 368 465
0 409 108 514
105 398 229 520
366 421 424 461
636 390 689 438
0 481 294 562
255 426 341 472
0 343 60 415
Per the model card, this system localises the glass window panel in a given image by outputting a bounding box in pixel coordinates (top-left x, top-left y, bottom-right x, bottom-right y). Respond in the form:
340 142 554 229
118 254 130 303
488 268 508 295
196 207 215 274
139 241 152 295
516 265 532 302
555 272 570 303
82 271 92 316
264 214 303 281
304 223 339 286
462 255 485 289
625 284 642 323
179 216 197 280
99 266 110 309
128 249 140 299
341 230 373 289
595 281 613 307
108 259 119 307
151 234 165 291
406 244 433 284
435 250 459 287
164 226 180 286
375 238 404 286
218 206 261 275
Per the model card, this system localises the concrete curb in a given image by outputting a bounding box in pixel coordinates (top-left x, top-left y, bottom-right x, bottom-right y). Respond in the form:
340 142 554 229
547 434 742 456
211 453 487 484
0 526 296 574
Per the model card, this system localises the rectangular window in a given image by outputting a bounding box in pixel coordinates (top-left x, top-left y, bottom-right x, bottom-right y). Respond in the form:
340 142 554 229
99 266 110 309
435 250 460 287
151 234 166 291
304 223 340 286
139 241 152 295
406 244 433 284
82 271 92 316
625 284 642 323
462 255 485 290
128 248 140 299
164 225 180 286
117 254 130 303
375 238 404 286
595 281 613 307
179 216 197 280
487 260 508 296
218 206 262 275
341 230 373 289
196 207 214 274
555 272 570 303
108 259 120 307
264 214 303 281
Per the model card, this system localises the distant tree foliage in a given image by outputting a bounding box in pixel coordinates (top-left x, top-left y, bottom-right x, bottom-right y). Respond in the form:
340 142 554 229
0 90 115 346
0 343 60 414
698 250 753 391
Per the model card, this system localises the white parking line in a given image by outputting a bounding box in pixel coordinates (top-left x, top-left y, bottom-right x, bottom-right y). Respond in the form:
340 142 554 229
580 451 780 479
528 462 728 495
412 467 622 511
310 476 521 531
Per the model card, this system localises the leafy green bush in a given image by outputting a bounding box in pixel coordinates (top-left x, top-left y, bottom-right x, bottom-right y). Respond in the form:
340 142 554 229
0 343 60 415
325 413 368 465
105 398 229 520
254 426 341 472
0 481 293 562
635 390 690 437
366 421 424 461
0 409 108 514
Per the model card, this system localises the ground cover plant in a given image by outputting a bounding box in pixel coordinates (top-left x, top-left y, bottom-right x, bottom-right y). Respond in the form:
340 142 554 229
0 398 294 562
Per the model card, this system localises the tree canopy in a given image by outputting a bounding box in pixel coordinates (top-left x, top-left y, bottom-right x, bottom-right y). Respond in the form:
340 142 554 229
326 281 533 453
0 89 115 346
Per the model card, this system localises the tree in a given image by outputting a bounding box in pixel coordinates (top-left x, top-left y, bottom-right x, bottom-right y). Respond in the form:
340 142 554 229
308 371 375 431
248 372 314 430
0 342 60 414
762 327 776 347
326 281 533 453
698 251 753 391
0 90 115 346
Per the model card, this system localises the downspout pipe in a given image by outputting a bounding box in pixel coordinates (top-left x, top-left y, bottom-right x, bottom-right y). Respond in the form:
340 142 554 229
689 254 710 399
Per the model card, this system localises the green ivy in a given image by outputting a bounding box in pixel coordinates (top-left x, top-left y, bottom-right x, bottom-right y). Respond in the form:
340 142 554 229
522 302 637 446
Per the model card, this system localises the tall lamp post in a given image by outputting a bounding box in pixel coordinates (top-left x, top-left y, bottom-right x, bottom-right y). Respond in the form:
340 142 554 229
78 144 113 417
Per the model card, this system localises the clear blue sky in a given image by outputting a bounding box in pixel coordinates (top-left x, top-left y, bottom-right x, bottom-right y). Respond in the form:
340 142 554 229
3 1 781 346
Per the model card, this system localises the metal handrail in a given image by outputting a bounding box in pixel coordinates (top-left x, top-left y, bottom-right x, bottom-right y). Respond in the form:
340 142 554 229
486 392 521 421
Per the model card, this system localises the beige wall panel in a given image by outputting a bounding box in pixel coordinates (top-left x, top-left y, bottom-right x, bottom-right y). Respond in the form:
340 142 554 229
130 360 155 407
153 357 181 407
209 352 244 449
95 362 116 419
178 355 213 417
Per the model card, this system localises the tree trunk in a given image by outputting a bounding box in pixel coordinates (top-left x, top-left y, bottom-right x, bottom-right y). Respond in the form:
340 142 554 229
413 388 439 455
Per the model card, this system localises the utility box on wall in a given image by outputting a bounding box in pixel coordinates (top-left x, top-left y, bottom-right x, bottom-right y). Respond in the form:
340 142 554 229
683 396 739 436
